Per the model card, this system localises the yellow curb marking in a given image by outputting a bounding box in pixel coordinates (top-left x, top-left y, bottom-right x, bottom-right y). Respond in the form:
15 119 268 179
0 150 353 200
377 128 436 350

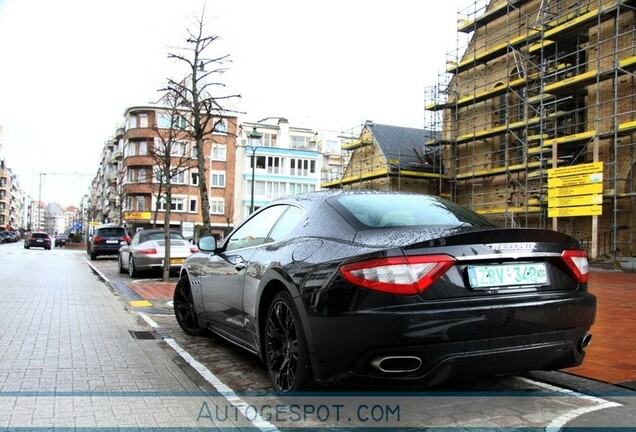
129 300 153 307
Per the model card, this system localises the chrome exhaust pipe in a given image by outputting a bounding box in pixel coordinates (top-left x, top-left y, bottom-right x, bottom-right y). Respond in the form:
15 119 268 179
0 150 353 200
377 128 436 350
580 332 592 350
370 356 422 373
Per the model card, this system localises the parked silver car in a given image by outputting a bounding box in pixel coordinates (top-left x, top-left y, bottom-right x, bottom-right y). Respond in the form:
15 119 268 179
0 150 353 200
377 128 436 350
118 229 197 277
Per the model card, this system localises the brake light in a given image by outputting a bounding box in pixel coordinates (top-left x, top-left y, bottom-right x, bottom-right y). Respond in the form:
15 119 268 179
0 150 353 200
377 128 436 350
340 255 456 295
561 250 589 283
190 247 199 254
92 236 103 243
122 236 131 243
138 248 158 255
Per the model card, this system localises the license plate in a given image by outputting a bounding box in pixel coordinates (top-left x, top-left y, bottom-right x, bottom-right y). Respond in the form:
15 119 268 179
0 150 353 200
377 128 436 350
170 258 185 265
467 263 549 289
106 240 118 244
36 239 43 242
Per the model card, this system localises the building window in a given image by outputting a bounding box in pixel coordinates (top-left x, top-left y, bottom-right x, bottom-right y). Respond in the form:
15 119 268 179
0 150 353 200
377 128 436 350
250 155 266 170
290 135 310 150
136 196 145 211
0 178 6 187
210 171 226 188
267 156 283 174
171 170 186 184
127 116 137 130
127 169 135 183
213 118 228 134
170 141 187 157
211 145 226 161
210 198 225 214
139 114 148 128
189 198 198 213
138 169 146 183
191 171 199 186
290 159 316 176
158 197 185 212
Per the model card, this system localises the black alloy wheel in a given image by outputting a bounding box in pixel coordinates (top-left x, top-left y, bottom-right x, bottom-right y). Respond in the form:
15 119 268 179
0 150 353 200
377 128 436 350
173 276 204 336
128 255 139 278
265 291 313 393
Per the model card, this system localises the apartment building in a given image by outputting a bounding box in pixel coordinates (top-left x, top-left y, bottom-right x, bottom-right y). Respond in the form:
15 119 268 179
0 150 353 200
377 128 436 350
235 119 322 223
92 104 239 240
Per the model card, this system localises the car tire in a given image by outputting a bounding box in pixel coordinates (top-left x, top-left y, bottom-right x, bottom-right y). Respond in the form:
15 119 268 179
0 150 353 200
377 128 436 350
90 251 97 261
173 276 205 336
118 254 126 274
128 255 139 278
265 291 313 393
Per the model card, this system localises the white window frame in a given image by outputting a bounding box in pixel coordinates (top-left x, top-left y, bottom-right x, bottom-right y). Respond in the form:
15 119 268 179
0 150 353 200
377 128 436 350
209 198 225 215
210 171 226 188
189 197 198 213
211 145 226 161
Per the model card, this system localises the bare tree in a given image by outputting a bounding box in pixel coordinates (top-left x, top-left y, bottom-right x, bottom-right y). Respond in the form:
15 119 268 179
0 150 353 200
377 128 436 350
150 89 195 281
166 6 241 234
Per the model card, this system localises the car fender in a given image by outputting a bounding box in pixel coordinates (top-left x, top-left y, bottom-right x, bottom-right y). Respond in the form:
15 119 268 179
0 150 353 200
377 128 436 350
251 266 317 366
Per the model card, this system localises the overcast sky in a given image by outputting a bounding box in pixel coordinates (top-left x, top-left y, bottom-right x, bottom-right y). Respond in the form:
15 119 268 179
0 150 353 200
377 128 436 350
0 0 470 207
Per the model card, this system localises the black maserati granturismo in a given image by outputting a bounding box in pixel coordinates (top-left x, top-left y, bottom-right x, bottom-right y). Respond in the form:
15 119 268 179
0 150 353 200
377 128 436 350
174 190 595 393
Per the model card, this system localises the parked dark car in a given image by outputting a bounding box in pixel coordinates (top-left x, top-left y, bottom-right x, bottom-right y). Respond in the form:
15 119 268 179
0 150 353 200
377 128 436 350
24 231 52 250
55 233 69 247
173 191 595 393
88 224 130 260
0 231 10 243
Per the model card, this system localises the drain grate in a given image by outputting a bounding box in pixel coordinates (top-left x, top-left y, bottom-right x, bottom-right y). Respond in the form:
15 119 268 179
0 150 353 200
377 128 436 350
129 330 158 340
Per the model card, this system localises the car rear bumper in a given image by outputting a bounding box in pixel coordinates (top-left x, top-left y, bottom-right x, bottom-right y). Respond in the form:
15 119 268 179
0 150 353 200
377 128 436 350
91 245 121 255
134 256 186 271
303 291 596 388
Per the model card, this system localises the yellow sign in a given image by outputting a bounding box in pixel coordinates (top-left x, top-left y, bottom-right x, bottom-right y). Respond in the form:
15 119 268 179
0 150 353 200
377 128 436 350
124 211 152 220
548 194 603 208
547 172 602 188
548 162 603 178
548 205 603 217
547 183 603 198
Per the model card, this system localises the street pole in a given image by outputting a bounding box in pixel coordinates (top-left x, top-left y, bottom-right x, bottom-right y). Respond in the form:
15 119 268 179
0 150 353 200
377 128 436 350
250 148 256 214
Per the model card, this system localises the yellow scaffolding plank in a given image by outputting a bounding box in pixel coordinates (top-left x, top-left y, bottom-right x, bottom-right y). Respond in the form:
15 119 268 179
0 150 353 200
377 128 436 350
526 130 597 155
618 56 636 71
341 139 365 150
617 119 636 134
321 167 445 188
543 70 598 93
458 0 528 33
456 112 564 144
455 161 542 180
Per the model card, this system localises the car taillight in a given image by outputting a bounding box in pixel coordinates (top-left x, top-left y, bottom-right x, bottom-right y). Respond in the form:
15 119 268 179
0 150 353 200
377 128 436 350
138 248 158 255
561 249 589 283
190 247 199 254
122 236 131 243
93 236 103 243
340 255 456 295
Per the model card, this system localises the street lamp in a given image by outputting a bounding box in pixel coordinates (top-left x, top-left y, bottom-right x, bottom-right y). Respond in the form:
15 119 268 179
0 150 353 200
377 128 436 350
247 126 262 214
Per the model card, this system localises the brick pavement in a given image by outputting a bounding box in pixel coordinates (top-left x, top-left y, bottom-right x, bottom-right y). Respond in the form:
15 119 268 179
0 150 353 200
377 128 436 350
0 248 249 429
128 270 636 388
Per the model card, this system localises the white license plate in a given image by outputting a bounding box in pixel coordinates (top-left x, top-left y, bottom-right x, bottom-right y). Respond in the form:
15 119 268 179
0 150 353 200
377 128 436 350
467 263 549 288
106 240 118 244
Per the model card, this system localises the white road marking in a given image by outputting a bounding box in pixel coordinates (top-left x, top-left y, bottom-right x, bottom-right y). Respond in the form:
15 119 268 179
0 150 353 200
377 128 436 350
138 312 279 432
517 376 623 431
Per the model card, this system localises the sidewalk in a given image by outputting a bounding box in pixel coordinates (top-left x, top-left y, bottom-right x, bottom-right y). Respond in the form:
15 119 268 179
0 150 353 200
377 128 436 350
128 270 636 388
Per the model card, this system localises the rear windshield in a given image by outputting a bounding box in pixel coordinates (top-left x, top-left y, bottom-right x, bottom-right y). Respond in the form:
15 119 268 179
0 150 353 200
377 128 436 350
331 194 495 228
32 233 49 238
96 228 127 236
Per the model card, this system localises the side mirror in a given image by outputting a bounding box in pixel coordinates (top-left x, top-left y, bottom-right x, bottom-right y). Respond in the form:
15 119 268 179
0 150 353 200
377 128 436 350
198 235 217 252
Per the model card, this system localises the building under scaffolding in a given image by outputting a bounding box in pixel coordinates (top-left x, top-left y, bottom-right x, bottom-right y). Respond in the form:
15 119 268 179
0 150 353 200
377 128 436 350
421 0 636 260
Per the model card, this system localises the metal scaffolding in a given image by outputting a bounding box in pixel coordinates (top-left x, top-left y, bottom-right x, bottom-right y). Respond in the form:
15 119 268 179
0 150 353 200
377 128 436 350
424 0 636 259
